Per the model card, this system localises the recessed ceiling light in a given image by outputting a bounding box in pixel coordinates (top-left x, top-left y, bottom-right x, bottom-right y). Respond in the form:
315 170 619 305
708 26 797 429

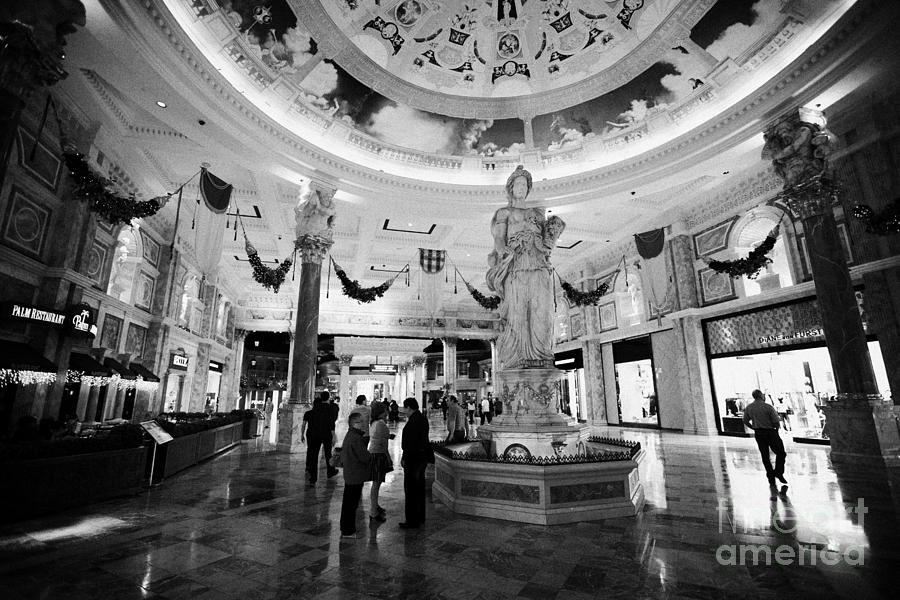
156 100 167 108
408 222 413 226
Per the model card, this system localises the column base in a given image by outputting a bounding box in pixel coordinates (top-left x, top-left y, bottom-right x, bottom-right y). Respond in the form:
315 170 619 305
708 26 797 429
824 393 900 468
276 405 307 453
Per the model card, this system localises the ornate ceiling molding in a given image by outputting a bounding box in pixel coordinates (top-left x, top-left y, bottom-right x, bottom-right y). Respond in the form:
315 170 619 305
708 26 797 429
103 0 885 202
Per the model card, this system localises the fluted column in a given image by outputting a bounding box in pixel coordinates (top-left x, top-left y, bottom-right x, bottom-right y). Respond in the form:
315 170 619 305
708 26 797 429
338 354 353 422
442 337 458 393
277 182 336 453
490 338 500 392
284 330 296 393
231 329 247 411
399 364 408 399
763 110 898 465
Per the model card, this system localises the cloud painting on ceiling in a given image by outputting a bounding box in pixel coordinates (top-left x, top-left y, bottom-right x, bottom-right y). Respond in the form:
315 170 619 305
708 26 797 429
323 0 682 98
531 0 787 151
215 0 524 154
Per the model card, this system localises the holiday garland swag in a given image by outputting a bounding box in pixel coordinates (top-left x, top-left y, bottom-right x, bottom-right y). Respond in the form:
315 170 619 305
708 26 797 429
560 279 612 306
704 228 778 279
246 240 292 293
464 281 501 310
332 258 394 303
852 198 900 235
64 152 162 225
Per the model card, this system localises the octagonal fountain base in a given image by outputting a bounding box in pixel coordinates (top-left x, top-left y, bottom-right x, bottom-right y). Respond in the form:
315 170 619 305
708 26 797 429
432 438 644 525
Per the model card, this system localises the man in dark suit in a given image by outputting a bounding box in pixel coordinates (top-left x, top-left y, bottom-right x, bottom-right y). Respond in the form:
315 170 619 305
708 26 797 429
400 397 432 529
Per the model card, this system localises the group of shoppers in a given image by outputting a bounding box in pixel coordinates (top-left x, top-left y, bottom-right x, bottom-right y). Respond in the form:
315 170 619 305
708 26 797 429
304 392 433 539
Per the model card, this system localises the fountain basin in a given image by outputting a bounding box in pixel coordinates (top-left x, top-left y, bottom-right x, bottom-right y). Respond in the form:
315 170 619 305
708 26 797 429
431 439 644 525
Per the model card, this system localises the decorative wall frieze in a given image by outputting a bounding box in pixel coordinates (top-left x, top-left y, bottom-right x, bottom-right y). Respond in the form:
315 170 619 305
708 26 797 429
680 167 782 231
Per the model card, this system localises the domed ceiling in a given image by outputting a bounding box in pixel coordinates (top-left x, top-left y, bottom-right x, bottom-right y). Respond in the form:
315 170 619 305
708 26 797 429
170 0 844 162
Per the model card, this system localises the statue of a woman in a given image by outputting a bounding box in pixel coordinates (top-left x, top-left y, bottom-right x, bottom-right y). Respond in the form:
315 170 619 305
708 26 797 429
487 166 565 369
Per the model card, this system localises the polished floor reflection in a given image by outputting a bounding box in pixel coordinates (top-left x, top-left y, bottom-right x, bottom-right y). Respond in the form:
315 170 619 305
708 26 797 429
1 415 899 599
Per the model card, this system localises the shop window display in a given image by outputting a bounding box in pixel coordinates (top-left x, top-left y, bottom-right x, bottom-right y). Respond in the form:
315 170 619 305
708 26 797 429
615 359 658 426
710 341 891 440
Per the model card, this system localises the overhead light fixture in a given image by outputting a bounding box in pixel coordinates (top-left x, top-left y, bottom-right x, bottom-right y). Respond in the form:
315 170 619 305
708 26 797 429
156 100 167 108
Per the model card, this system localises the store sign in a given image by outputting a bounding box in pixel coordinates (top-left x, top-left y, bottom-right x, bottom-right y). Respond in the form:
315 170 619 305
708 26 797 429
169 353 189 370
757 328 824 345
705 294 865 357
208 360 224 373
370 364 398 374
66 303 97 337
3 302 65 326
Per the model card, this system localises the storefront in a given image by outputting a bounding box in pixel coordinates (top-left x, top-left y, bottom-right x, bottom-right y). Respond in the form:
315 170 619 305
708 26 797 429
704 295 891 443
162 352 189 412
554 349 587 422
612 336 659 428
205 360 224 412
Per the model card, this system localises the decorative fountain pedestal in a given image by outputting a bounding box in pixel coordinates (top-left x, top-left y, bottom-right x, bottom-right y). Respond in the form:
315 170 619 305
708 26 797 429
430 164 645 524
432 368 645 525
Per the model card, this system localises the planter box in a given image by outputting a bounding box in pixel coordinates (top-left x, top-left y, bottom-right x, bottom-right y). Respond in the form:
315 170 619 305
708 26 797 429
242 416 259 439
0 446 148 523
152 421 242 482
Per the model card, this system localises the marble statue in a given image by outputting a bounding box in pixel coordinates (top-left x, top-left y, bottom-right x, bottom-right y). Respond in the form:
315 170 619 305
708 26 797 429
294 187 336 242
487 165 565 369
762 115 833 188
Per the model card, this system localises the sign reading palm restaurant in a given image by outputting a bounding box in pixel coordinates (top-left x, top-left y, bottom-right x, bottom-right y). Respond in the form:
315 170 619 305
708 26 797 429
2 302 97 337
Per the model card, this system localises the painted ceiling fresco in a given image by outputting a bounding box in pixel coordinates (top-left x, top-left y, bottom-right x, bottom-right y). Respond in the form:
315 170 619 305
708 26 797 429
323 0 681 98
210 0 825 155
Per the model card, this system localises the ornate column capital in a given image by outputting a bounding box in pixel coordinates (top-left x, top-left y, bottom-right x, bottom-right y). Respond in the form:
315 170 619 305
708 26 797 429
338 354 353 366
0 4 86 98
412 355 426 366
441 337 459 348
286 330 295 342
762 108 837 219
235 328 248 340
295 235 334 264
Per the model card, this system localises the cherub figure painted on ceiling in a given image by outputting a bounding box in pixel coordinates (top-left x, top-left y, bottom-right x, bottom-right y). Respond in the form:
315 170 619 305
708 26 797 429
487 165 565 370
294 186 337 241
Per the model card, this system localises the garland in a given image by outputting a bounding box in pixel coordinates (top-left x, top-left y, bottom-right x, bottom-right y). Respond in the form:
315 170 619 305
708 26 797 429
852 198 900 235
246 240 292 293
64 152 162 225
333 258 395 303
559 278 611 306
704 230 778 279
463 281 501 310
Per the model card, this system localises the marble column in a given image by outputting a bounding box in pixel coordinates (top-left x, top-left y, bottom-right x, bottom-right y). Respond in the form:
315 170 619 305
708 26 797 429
669 233 700 310
338 354 352 422
190 342 212 412
231 329 247 411
399 365 408 399
413 355 426 403
277 183 336 453
490 338 499 392
763 111 899 465
393 369 401 401
284 330 296 393
442 337 458 394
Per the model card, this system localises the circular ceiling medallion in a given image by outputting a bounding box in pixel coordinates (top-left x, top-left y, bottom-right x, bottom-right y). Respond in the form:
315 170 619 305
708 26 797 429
12 206 41 242
497 33 520 60
395 0 423 27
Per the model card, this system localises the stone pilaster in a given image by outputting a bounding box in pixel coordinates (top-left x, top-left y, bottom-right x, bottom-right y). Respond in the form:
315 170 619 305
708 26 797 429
190 342 211 412
442 337 458 393
764 110 898 465
231 329 247 411
581 340 607 425
413 355 426 403
863 267 900 404
670 316 717 435
670 234 699 310
338 353 352 422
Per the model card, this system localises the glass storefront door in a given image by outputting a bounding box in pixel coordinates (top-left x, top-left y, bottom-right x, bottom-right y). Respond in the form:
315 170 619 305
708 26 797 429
615 359 659 426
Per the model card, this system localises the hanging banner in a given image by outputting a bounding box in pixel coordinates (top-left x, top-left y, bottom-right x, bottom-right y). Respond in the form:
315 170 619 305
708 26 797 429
634 228 665 259
199 168 233 213
419 248 446 274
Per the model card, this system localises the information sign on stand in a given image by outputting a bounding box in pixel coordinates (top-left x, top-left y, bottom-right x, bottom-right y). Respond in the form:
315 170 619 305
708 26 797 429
141 420 173 485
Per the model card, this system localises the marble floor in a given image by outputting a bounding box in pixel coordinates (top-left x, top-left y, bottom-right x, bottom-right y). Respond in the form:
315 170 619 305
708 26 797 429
1 414 899 600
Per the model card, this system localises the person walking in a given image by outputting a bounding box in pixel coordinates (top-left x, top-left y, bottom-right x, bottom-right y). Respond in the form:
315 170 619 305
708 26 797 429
399 398 432 529
301 394 338 485
368 402 395 522
742 389 788 488
339 412 371 539
480 396 493 424
388 399 400 424
445 395 466 443
349 394 370 433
